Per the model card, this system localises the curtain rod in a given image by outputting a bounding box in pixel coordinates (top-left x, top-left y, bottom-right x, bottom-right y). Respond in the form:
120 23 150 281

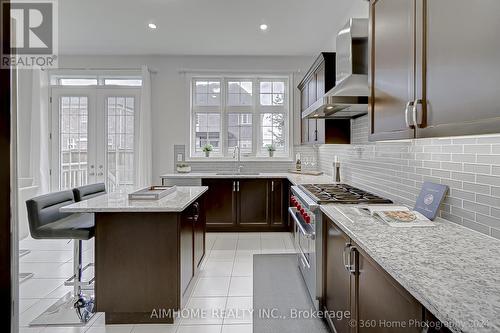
46 67 158 74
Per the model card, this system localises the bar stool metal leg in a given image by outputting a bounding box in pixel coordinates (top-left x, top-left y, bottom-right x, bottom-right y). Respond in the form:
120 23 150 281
30 240 95 326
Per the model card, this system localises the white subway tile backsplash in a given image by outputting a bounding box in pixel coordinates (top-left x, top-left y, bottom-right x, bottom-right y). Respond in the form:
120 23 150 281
476 174 500 187
464 145 492 154
463 163 491 174
477 154 500 164
316 115 500 238
463 182 490 195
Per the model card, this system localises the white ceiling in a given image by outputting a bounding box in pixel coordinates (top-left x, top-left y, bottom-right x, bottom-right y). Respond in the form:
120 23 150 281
59 0 368 56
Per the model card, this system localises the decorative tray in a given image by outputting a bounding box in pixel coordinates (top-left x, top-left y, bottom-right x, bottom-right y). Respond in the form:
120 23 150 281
128 185 177 200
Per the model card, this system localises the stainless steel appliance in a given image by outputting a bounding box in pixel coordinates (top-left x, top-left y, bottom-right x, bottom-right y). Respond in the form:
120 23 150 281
302 18 369 119
289 183 392 309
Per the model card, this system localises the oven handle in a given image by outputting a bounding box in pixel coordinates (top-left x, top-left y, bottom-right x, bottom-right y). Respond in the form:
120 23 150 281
288 207 315 239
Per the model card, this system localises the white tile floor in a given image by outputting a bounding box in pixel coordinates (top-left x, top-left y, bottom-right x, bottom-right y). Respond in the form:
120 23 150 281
18 232 296 333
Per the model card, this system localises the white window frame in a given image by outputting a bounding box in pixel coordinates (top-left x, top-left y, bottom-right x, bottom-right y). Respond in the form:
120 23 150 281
188 73 292 160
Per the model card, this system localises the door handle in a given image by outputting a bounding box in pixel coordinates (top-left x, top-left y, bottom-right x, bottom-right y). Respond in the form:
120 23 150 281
412 99 423 128
404 100 415 128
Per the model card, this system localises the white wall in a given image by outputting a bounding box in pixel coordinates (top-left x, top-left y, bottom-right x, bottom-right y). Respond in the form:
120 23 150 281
58 55 314 180
320 0 369 51
17 70 33 179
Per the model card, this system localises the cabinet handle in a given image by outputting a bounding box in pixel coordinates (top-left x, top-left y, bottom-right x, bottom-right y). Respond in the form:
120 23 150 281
404 100 414 128
271 181 274 192
349 246 357 274
233 181 236 192
314 129 318 141
237 181 240 192
412 99 423 128
343 243 351 272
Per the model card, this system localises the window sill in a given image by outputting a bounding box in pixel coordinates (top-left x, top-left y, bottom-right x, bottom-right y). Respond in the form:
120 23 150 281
186 156 293 162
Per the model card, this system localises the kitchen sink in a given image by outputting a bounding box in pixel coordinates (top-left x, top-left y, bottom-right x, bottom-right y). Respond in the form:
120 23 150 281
216 172 261 175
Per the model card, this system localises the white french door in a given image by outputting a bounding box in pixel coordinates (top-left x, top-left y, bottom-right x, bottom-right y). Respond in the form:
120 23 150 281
50 86 141 192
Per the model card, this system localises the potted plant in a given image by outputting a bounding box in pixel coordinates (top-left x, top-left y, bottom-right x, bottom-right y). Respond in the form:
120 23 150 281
266 144 276 157
176 163 191 173
202 144 213 157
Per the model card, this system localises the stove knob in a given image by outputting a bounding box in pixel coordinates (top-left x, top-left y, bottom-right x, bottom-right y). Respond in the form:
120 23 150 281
305 215 311 224
296 204 302 211
300 208 305 216
291 198 296 205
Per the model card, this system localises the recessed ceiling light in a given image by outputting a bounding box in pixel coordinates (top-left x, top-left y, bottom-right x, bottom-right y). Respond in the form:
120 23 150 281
259 24 268 31
148 23 157 30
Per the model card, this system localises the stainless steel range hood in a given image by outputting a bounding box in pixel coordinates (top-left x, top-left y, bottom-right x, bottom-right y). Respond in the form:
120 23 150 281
302 18 369 119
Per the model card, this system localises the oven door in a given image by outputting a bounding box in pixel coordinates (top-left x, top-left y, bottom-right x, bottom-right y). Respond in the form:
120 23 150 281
288 207 316 302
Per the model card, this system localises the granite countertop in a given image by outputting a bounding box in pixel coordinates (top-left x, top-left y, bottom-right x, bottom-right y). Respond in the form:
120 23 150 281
159 172 333 186
321 205 500 333
60 186 208 213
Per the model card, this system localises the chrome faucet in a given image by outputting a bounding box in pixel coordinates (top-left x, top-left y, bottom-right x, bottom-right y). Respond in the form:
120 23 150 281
233 146 243 174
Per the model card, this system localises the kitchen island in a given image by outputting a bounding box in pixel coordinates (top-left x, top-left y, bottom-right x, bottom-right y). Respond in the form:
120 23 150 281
60 186 208 324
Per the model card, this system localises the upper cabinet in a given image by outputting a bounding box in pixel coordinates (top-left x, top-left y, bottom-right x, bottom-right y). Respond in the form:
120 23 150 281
369 0 500 141
298 53 351 145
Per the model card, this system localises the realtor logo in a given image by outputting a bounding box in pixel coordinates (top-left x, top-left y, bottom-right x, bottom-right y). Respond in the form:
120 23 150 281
1 0 58 68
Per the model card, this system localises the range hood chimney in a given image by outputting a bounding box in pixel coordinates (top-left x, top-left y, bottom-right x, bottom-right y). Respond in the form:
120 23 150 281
302 18 369 119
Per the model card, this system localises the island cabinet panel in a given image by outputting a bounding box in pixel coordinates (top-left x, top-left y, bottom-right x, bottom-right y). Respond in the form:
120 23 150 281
192 201 206 271
237 179 269 225
323 215 424 333
202 178 288 231
95 212 180 324
180 210 194 297
202 179 236 228
94 198 206 325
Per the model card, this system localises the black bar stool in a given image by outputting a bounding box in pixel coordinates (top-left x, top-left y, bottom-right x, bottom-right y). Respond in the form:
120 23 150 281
73 183 106 202
26 190 96 326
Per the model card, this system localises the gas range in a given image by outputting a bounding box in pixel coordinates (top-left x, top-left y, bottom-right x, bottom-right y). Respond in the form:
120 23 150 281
299 183 393 205
289 183 392 310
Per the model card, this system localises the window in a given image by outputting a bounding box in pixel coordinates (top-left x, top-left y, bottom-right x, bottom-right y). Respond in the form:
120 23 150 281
190 75 289 158
195 80 221 106
260 81 285 106
194 113 221 152
228 113 253 153
227 81 253 106
52 75 142 87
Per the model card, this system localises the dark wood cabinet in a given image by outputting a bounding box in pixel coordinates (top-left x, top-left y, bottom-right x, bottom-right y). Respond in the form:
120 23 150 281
202 178 288 231
368 0 416 141
237 179 269 225
180 209 194 297
324 218 353 333
270 179 284 225
298 52 347 145
323 215 424 332
355 246 422 332
192 201 205 270
369 0 500 141
202 179 236 228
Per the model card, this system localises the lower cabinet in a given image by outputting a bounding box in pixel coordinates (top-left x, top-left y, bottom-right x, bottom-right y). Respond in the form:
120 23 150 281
324 216 423 333
324 219 352 333
180 200 206 298
202 178 287 231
